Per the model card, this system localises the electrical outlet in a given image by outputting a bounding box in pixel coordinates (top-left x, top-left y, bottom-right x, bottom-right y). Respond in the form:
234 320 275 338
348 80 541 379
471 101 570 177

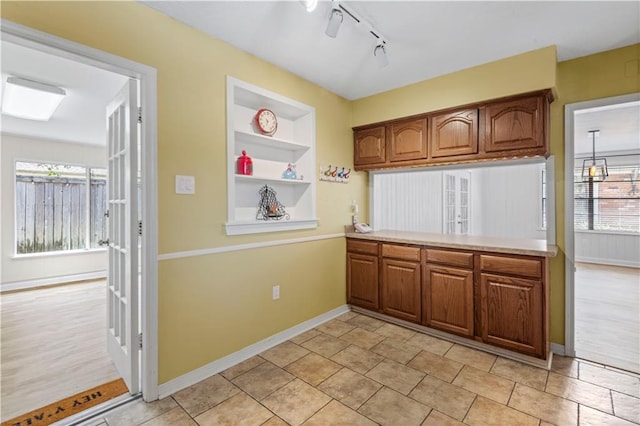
272 285 280 300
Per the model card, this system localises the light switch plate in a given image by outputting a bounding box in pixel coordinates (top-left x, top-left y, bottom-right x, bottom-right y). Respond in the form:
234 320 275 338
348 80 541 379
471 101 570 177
175 175 195 195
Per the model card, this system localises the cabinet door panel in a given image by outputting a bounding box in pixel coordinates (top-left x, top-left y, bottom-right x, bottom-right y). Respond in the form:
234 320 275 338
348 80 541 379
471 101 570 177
348 253 379 310
389 119 427 162
430 109 478 158
483 96 544 153
381 259 421 323
480 273 543 357
354 127 386 165
423 264 474 337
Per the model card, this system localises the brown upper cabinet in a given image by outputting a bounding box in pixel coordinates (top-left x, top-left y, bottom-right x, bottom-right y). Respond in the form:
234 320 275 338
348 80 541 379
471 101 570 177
354 126 386 166
353 89 552 171
388 118 428 162
430 108 478 158
481 95 545 154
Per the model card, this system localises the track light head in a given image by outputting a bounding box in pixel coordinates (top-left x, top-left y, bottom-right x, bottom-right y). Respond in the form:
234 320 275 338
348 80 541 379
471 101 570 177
299 0 318 12
325 6 343 38
374 42 389 68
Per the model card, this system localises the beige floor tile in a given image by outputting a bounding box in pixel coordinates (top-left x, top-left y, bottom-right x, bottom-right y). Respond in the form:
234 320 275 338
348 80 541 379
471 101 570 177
290 329 323 345
262 416 289 426
405 333 454 356
421 410 465 425
365 359 425 395
261 378 332 426
104 397 178 426
409 375 476 421
260 341 310 368
339 328 385 350
220 356 265 380
336 311 359 322
139 406 197 426
370 337 421 364
451 365 514 404
551 355 579 378
374 323 417 341
303 400 377 426
285 352 342 386
231 361 294 400
331 345 385 374
172 374 240 417
408 350 463 383
346 314 386 332
509 383 578 425
315 319 356 337
490 357 548 390
579 362 640 398
546 372 613 414
579 405 637 426
612 391 640 424
318 367 382 410
463 396 538 426
444 344 497 372
194 392 273 426
301 333 350 357
358 386 431 426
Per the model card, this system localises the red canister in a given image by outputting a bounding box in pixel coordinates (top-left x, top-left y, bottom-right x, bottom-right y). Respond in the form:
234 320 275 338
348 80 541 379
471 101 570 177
236 150 253 175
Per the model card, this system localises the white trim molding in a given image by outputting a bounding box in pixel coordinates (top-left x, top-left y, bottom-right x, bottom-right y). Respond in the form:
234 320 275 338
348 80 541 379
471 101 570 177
1 271 106 292
158 304 350 398
550 343 566 356
158 233 344 261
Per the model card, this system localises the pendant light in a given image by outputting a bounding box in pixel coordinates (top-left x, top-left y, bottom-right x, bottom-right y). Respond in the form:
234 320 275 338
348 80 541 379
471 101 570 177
581 130 608 182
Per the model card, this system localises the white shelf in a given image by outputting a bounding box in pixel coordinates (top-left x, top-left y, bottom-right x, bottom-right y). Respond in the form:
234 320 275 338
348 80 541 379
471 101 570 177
235 174 311 186
226 76 317 235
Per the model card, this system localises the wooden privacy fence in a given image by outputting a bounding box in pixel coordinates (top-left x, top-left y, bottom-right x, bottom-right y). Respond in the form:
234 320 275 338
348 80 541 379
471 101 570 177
16 176 107 254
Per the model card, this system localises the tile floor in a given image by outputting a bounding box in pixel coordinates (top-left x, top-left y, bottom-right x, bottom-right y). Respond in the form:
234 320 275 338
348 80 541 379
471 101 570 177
89 312 640 426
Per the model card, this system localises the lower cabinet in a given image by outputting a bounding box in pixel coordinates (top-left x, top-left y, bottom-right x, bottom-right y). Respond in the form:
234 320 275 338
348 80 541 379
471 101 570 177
422 264 474 337
480 273 544 358
347 239 380 311
381 258 421 323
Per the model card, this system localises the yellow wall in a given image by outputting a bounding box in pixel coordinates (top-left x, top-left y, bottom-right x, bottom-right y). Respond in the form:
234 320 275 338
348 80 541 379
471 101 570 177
1 1 366 383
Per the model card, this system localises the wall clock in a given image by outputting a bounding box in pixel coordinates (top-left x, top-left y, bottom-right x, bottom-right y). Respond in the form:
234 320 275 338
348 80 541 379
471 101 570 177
253 108 278 136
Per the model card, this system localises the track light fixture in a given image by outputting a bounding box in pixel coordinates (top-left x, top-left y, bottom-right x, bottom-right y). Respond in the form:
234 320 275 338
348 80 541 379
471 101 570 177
374 42 389 68
322 0 390 67
299 0 318 13
325 4 343 38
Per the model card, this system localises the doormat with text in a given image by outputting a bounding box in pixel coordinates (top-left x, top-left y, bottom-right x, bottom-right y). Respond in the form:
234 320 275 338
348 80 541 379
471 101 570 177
2 378 128 426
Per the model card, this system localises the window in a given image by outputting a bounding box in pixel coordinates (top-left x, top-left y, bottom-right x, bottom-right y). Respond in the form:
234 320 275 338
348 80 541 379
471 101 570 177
15 161 107 254
574 164 640 233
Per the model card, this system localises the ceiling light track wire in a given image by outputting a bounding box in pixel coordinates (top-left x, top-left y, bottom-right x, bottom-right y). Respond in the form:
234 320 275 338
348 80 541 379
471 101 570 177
325 0 389 67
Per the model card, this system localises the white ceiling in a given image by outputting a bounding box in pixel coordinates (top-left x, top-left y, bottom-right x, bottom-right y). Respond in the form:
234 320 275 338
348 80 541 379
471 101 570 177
1 1 638 152
0 40 127 146
574 102 640 156
141 0 640 100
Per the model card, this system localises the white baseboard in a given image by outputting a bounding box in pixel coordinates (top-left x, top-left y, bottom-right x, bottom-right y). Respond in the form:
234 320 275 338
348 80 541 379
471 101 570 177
550 342 566 356
1 271 107 292
157 304 350 399
575 256 640 268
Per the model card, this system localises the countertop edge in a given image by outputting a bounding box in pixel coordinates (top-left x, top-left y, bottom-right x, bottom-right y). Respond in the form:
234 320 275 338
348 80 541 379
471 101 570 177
345 230 558 258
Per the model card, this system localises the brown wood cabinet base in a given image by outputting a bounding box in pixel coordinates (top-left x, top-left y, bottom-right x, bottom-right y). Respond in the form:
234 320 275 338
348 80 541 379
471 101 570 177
347 238 550 360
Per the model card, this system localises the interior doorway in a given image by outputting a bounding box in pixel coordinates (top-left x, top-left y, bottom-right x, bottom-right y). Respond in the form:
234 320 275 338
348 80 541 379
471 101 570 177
0 19 158 422
564 93 640 374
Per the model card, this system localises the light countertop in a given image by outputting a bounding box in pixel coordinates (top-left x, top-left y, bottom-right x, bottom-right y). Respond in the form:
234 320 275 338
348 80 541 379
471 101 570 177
345 228 558 257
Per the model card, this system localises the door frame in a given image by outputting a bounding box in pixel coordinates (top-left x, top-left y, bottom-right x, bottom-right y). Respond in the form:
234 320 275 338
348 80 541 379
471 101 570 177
1 19 159 400
563 92 640 358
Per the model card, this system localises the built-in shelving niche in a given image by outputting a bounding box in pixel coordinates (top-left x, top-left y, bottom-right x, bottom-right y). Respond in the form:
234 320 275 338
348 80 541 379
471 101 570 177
226 76 317 235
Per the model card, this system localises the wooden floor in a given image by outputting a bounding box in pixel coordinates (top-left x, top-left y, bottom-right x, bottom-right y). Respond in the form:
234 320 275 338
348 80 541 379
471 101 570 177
0 280 120 421
575 262 640 374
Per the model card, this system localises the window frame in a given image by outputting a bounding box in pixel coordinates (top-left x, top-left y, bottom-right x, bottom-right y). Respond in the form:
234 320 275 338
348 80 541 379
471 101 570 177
14 159 108 257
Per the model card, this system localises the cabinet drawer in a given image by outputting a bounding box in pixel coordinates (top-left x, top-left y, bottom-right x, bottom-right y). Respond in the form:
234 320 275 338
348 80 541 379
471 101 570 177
425 249 474 269
480 255 542 279
347 239 379 255
382 244 421 261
